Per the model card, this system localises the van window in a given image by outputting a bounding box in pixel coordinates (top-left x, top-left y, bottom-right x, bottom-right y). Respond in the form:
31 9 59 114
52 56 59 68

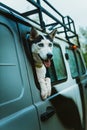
66 48 78 78
49 44 67 83
0 24 23 104
76 51 85 75
66 48 85 78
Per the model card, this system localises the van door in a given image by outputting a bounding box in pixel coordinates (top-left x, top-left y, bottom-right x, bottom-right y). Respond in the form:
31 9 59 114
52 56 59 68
21 30 67 130
0 15 40 130
75 49 87 130
22 28 83 130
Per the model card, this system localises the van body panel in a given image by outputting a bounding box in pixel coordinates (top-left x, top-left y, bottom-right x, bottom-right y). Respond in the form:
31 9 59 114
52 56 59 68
0 15 40 130
76 74 87 129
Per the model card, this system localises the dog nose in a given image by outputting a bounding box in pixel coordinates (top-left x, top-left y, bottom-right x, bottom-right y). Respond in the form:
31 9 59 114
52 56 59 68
47 53 53 59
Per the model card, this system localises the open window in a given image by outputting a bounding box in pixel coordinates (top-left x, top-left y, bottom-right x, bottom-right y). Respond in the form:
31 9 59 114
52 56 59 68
23 32 41 89
23 32 67 88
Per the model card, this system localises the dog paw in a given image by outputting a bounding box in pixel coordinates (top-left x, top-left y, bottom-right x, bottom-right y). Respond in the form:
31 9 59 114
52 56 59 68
45 78 52 97
41 89 48 100
47 88 51 97
38 78 51 100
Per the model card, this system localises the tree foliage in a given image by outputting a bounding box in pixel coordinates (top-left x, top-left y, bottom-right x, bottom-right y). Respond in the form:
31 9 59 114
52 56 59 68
78 27 87 67
79 27 87 52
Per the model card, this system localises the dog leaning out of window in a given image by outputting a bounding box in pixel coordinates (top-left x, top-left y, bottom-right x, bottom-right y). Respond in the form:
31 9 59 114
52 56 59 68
28 27 57 100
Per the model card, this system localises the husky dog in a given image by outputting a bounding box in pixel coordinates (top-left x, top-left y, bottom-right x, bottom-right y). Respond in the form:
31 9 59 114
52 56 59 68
29 28 57 100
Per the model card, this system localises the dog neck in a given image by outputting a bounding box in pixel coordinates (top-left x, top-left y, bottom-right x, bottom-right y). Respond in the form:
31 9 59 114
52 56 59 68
32 53 43 68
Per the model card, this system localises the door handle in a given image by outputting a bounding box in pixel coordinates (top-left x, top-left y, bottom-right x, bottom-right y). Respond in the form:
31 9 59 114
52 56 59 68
40 106 55 121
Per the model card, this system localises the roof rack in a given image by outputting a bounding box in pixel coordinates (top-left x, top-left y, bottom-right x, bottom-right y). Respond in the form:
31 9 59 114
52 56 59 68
0 0 80 46
22 0 80 46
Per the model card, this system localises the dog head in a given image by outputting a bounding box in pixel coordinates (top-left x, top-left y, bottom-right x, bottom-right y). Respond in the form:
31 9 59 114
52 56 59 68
29 27 57 67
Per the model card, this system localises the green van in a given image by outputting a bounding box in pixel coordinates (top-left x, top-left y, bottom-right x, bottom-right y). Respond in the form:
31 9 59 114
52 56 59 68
0 1 87 130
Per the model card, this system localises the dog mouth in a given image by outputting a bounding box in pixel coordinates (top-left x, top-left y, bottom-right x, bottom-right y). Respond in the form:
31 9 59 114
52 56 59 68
38 53 53 68
43 59 51 68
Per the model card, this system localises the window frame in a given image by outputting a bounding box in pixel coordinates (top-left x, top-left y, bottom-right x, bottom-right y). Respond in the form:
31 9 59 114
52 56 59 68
75 49 86 76
49 43 67 85
66 47 86 79
66 48 79 78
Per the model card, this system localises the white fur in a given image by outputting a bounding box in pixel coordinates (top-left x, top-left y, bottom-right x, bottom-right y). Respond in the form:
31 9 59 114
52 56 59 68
31 38 53 60
31 37 53 100
29 27 57 99
36 65 51 99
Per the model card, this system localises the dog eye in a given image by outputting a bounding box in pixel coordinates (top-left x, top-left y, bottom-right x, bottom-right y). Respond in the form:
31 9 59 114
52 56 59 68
38 43 44 47
49 43 52 47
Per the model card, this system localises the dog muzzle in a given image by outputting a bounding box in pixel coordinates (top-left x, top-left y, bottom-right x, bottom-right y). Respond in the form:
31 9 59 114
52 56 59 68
43 59 51 68
43 53 53 68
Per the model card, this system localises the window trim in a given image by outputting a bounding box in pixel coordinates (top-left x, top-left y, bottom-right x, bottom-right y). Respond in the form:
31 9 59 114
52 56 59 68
75 49 86 76
66 47 79 79
50 43 67 85
66 47 86 79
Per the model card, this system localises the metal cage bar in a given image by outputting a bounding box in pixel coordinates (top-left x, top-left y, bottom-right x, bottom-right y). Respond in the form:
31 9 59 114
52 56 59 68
26 0 80 46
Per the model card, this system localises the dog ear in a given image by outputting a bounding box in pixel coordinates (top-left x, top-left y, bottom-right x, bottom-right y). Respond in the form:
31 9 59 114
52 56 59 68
49 29 57 40
29 27 39 41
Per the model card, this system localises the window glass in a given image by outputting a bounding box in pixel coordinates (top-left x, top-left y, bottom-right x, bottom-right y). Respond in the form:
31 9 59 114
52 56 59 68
49 44 67 83
0 24 23 104
66 49 78 78
76 51 85 75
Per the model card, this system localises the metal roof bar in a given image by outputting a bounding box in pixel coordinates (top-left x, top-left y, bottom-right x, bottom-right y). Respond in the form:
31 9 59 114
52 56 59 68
22 9 38 17
0 0 80 46
26 0 76 34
